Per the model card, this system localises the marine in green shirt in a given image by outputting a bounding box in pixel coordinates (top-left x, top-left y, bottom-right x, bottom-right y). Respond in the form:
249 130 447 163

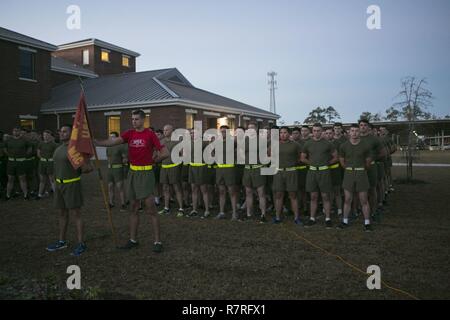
159 125 184 217
106 132 127 210
337 124 373 232
359 119 385 217
47 124 92 257
5 127 31 200
37 130 59 199
301 123 338 228
272 127 302 224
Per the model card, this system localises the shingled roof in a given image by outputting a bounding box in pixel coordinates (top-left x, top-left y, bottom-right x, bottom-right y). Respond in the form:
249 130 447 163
0 26 57 51
41 68 279 119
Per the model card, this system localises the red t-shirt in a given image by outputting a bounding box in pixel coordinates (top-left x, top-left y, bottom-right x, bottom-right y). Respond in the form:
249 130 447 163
121 128 163 166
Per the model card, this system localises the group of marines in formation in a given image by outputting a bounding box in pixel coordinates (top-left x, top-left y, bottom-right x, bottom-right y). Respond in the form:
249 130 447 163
0 110 396 256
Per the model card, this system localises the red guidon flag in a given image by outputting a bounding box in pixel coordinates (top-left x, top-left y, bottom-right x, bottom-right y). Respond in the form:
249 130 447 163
68 92 95 169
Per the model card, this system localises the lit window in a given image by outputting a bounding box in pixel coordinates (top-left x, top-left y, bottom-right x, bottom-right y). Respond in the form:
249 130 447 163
217 117 228 129
108 116 120 135
101 49 110 62
144 114 151 128
122 55 130 67
186 114 194 129
19 49 35 80
20 119 35 130
83 49 89 65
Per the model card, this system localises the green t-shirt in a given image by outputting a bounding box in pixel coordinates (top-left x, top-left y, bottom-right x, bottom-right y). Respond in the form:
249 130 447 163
5 137 30 158
29 140 39 157
278 140 302 168
161 137 180 165
190 140 209 164
302 138 335 167
38 141 59 159
0 141 6 159
339 140 372 168
215 138 236 165
333 135 347 150
53 143 81 179
106 144 127 165
241 136 266 165
360 134 383 161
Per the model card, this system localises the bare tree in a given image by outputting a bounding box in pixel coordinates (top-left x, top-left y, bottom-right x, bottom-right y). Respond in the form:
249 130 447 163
390 76 433 181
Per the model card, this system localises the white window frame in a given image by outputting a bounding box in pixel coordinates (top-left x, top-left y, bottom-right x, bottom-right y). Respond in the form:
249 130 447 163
83 49 89 65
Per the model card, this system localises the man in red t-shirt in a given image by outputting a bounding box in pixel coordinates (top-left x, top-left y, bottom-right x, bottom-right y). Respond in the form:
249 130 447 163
96 110 169 253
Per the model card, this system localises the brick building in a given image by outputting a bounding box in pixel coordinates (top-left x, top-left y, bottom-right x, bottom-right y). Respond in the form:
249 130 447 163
0 27 279 136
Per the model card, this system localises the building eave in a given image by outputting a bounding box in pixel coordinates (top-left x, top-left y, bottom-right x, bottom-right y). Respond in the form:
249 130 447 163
57 38 140 57
0 35 57 51
41 98 280 120
51 66 98 78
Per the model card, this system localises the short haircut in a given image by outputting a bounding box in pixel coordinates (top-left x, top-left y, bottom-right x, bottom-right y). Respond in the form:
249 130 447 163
358 119 369 125
43 130 53 136
110 131 119 137
271 125 279 130
292 127 301 133
279 126 291 133
60 124 72 130
324 127 333 131
350 123 359 129
219 125 230 130
333 122 343 127
156 129 163 134
301 125 310 130
132 109 146 119
312 123 323 128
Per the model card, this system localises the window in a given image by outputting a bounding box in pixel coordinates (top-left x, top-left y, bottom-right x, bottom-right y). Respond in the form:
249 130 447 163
186 114 194 129
217 117 228 129
101 49 110 62
122 55 130 67
19 49 35 80
83 49 89 65
107 116 121 135
144 114 151 128
20 119 35 130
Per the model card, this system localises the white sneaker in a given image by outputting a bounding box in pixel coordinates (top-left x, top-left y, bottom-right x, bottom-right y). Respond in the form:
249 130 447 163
215 212 225 220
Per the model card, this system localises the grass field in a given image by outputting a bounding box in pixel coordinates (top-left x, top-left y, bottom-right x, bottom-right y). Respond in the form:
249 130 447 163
1 155 449 300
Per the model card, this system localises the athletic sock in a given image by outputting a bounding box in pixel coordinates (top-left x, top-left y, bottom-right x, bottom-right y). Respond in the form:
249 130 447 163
325 217 331 221
364 219 370 225
310 217 316 221
337 209 343 215
130 239 137 244
343 218 349 224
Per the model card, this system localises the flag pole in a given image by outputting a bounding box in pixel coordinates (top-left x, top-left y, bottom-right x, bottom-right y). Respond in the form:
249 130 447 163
78 77 119 247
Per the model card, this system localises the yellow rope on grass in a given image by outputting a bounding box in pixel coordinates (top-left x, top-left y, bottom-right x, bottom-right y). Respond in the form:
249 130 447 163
283 226 420 300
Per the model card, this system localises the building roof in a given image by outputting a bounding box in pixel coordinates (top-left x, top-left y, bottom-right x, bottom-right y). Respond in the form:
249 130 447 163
0 26 57 51
57 38 140 57
51 56 98 78
41 68 279 119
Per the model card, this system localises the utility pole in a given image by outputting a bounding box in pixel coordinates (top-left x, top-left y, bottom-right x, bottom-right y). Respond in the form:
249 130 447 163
268 71 277 114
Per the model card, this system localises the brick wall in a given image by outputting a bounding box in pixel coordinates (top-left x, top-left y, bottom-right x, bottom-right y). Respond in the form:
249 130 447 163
0 39 52 134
